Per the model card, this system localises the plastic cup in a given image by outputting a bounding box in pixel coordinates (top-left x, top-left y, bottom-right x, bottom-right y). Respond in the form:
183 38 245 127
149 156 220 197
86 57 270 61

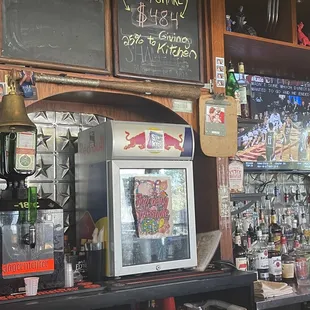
24 277 39 296
295 259 310 286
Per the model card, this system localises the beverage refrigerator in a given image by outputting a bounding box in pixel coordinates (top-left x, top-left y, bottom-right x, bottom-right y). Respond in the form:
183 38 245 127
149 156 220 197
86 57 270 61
76 120 197 277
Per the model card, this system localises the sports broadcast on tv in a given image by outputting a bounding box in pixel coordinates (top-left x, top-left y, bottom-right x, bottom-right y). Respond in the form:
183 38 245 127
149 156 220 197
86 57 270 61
236 74 310 171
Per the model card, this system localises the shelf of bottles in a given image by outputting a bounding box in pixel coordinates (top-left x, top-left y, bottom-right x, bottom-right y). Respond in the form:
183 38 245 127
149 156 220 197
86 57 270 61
232 181 310 284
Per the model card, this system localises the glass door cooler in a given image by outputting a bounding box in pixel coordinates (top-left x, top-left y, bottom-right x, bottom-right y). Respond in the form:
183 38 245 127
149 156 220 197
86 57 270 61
76 120 197 277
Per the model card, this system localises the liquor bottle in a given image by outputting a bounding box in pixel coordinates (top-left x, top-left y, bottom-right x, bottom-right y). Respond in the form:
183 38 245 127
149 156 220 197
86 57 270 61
293 189 304 225
226 61 241 117
238 62 250 118
259 208 269 242
298 213 310 241
268 232 282 282
233 232 248 271
293 219 298 237
270 208 282 251
253 230 269 280
294 233 301 251
280 213 294 251
248 224 256 245
280 235 295 283
301 233 308 249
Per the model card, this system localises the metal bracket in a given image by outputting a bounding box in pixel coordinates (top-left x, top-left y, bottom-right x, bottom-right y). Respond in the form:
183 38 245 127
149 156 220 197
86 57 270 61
230 193 265 215
203 79 214 94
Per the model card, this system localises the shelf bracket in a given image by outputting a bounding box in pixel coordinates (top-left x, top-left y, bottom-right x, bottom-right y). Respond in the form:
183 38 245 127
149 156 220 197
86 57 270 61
230 193 265 215
203 79 214 94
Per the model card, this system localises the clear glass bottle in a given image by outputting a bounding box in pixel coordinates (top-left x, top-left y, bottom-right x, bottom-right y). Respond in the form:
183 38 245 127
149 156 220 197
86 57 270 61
293 189 304 225
253 230 269 280
268 247 282 282
281 213 294 251
281 235 295 284
259 208 269 242
298 213 310 242
293 219 299 238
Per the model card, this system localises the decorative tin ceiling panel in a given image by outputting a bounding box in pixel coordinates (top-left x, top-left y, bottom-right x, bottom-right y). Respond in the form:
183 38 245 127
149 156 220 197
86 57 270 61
25 112 106 218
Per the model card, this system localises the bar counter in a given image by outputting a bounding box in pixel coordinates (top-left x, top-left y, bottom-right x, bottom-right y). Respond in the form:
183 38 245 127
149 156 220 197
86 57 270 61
256 285 310 310
0 271 256 310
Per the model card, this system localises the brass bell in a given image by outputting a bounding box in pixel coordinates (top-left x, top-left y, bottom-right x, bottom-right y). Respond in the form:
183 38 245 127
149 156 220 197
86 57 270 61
0 81 36 133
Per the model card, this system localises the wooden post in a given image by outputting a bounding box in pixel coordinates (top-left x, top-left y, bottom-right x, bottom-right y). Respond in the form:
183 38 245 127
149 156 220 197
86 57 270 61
209 0 233 261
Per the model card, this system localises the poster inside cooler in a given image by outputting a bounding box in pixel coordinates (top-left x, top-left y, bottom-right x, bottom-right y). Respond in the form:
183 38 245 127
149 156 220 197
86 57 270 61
235 74 310 171
120 168 190 267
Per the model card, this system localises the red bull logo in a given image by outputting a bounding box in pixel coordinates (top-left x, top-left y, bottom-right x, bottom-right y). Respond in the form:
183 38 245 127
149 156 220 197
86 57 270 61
124 131 146 150
124 131 184 152
164 133 184 152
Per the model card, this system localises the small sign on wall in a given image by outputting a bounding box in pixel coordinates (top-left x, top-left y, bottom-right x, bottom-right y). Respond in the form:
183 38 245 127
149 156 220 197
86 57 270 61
199 94 237 157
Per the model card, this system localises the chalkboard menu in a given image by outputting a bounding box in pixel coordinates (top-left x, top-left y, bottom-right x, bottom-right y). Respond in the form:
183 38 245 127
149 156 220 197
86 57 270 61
2 0 109 72
114 0 204 84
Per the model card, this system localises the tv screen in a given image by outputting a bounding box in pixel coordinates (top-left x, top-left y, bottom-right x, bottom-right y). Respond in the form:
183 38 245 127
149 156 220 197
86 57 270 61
235 74 310 171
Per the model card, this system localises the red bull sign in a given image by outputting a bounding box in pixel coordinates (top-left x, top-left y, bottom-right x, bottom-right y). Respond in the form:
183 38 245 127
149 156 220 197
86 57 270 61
109 121 194 160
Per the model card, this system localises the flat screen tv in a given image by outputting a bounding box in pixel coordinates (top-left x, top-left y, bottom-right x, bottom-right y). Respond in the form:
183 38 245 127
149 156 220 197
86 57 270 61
235 74 310 171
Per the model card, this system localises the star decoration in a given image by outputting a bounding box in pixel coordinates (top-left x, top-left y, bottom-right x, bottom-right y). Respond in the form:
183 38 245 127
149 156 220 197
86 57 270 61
61 112 76 122
35 157 52 178
64 213 70 233
86 114 99 125
34 111 48 121
37 127 52 149
37 185 52 199
58 157 73 179
60 185 71 207
60 129 78 150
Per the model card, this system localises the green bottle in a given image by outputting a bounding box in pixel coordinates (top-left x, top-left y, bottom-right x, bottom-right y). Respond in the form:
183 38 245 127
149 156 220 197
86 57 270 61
226 61 241 117
27 186 37 225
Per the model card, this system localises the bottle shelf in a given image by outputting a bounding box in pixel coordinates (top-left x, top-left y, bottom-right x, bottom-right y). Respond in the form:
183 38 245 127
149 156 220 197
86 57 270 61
230 192 265 202
224 31 310 80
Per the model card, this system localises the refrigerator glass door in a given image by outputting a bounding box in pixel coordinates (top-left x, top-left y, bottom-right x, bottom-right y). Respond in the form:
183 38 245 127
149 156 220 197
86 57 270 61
110 160 196 276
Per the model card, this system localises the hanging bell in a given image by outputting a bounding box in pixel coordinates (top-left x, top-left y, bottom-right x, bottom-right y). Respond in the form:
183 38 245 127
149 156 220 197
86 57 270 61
0 92 36 133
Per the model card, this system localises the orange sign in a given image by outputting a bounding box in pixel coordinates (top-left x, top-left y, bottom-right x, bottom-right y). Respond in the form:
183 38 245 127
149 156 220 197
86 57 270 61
2 258 54 277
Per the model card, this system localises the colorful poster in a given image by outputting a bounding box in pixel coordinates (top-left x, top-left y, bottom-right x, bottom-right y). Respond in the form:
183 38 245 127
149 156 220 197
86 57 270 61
133 176 173 239
205 103 226 137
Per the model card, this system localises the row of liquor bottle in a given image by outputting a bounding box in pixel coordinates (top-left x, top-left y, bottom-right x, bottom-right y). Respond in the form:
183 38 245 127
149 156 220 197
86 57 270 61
225 60 251 119
232 189 310 282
